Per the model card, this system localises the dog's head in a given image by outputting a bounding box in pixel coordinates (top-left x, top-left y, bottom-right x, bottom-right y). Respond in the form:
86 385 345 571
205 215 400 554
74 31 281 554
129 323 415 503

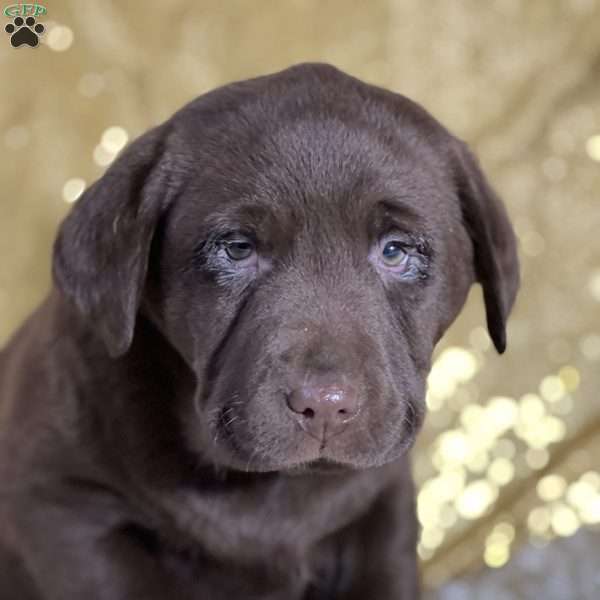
53 64 519 472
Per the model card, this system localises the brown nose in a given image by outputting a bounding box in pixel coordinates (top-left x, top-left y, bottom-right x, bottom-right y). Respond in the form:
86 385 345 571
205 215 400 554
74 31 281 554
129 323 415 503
286 377 360 441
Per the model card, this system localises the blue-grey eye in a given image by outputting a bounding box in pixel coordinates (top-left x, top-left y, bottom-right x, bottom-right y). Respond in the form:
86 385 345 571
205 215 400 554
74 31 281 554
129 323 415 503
223 237 255 261
381 240 408 267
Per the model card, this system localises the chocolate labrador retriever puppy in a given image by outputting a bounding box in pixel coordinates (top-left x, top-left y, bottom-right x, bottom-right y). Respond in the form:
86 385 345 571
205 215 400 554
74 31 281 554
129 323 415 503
0 63 519 599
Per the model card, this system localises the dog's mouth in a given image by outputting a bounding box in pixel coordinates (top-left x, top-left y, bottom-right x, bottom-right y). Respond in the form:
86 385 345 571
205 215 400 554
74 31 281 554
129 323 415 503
208 401 382 473
216 410 358 473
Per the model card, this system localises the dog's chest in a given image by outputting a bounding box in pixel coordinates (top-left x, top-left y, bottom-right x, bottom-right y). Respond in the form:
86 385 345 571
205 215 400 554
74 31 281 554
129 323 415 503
152 471 385 595
171 473 380 551
159 529 349 600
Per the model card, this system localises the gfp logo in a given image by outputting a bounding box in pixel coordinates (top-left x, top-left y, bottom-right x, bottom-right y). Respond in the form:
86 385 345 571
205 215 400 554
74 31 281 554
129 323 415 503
4 3 46 47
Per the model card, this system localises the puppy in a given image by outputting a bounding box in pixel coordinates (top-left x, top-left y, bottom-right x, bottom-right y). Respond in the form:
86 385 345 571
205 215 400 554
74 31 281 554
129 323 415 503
0 63 519 599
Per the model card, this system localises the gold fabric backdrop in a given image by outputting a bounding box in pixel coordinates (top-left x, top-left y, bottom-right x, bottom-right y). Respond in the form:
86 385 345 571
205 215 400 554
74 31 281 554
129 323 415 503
2 0 600 596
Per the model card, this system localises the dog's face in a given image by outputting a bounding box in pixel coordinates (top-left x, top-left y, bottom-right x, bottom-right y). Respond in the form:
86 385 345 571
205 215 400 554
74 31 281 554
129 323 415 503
52 64 519 473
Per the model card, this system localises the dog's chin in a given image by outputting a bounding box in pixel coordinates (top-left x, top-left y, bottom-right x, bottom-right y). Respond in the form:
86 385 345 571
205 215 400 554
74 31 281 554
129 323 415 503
199 426 417 474
213 454 362 476
208 439 389 474
281 458 359 476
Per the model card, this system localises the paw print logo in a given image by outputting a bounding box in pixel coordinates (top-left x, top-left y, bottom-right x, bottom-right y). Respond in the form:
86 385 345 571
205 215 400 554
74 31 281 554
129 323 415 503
5 16 45 48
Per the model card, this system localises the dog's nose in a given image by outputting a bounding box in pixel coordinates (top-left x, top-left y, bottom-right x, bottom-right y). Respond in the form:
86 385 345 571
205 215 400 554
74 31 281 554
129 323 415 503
286 378 360 440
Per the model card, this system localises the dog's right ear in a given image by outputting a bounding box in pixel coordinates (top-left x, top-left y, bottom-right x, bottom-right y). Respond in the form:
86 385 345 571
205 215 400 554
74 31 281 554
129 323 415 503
52 125 174 358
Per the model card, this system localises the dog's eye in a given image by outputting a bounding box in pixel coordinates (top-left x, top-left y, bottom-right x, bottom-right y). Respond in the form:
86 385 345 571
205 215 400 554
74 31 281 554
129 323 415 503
374 233 430 281
222 236 255 261
381 241 409 267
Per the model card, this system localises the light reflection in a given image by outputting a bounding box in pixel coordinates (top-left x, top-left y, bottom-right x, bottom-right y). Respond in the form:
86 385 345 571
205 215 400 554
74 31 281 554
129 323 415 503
456 480 498 520
550 503 579 537
585 134 600 161
587 270 600 302
101 126 129 154
62 178 86 204
484 522 515 569
537 474 567 502
93 127 129 167
488 457 515 485
526 448 550 470
426 347 479 410
46 24 74 52
558 366 580 391
419 356 585 566
580 334 600 361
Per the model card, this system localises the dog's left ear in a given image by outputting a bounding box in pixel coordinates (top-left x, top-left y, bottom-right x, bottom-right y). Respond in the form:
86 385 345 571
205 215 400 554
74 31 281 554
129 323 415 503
453 140 520 354
53 125 174 358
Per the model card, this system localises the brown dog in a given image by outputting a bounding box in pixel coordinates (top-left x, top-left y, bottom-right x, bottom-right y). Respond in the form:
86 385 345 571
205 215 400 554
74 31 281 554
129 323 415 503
0 63 519 599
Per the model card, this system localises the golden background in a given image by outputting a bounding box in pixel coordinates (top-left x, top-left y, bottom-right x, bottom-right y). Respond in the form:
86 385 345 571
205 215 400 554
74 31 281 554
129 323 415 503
2 1 600 597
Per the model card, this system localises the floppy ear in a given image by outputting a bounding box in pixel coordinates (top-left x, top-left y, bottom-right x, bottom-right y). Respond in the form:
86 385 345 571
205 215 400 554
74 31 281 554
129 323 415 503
453 140 520 354
52 125 173 358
